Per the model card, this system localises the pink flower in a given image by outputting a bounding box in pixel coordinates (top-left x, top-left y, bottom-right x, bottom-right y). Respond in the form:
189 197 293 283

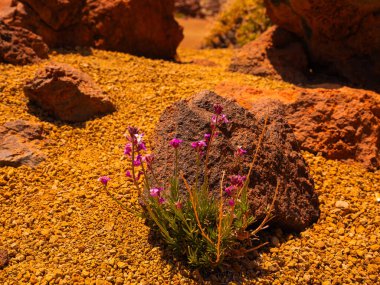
221 114 229 124
214 104 223 115
159 197 166 204
228 198 235 207
150 187 163 198
133 154 142 166
124 143 132 156
125 170 132 178
143 154 154 167
225 185 237 196
170 138 183 148
191 140 207 150
98 176 110 186
137 141 146 151
235 146 247 157
175 201 183 209
229 175 247 187
204 133 211 141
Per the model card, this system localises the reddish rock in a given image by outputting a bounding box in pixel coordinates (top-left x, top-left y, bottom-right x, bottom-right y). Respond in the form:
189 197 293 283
0 20 48 65
153 90 319 231
3 0 183 59
24 63 116 122
229 26 309 83
0 249 9 268
0 120 45 167
285 88 380 171
264 0 380 90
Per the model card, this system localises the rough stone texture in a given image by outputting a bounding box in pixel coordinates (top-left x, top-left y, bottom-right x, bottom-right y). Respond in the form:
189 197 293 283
0 120 45 167
2 0 183 59
0 249 9 269
0 20 48 65
285 88 380 171
264 0 380 90
229 26 309 83
153 90 319 231
175 0 227 17
24 63 116 122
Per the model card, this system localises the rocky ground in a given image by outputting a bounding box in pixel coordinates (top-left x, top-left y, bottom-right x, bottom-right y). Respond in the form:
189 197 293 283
0 48 379 284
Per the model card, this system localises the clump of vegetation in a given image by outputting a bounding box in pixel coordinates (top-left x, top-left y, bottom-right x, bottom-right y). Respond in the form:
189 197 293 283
203 0 271 48
99 104 277 270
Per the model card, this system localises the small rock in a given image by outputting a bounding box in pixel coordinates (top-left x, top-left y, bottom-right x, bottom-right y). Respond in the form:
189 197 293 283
117 262 128 269
0 249 9 268
315 241 326 249
335 200 349 209
24 63 116 122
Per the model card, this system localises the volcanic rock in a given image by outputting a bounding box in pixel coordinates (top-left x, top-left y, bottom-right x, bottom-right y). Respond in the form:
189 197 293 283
0 20 48 65
285 88 380 171
0 249 9 269
229 26 309 83
264 0 380 90
3 0 183 59
153 90 319 231
0 120 45 167
24 63 116 122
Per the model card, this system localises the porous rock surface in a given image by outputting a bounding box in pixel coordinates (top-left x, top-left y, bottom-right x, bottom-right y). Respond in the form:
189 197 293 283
229 25 309 83
24 63 116 122
0 20 48 65
153 90 320 231
285 88 380 171
0 120 45 167
264 0 380 90
2 0 183 59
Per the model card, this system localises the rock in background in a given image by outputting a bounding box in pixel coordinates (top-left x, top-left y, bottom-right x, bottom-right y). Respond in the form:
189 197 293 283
0 20 48 65
285 88 380 171
1 0 183 59
229 26 309 83
24 63 116 122
153 90 320 232
264 0 380 90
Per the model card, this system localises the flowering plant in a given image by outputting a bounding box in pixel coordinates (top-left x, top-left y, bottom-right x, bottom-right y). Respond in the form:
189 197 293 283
99 104 277 270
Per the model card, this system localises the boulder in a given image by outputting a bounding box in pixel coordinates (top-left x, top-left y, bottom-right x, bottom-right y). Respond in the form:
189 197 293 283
229 26 309 83
153 90 319 231
0 120 45 167
0 20 48 65
2 0 183 59
285 87 380 171
24 63 116 122
264 0 380 90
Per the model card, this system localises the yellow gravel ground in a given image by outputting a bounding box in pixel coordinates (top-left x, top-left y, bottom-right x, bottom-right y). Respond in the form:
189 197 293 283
0 48 379 284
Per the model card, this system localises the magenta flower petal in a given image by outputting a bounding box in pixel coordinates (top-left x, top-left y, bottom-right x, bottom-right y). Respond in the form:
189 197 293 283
204 133 211 141
158 197 166 204
124 143 132 156
170 138 183 148
214 104 223 115
228 198 235 207
221 114 229 124
150 188 160 197
98 176 111 186
236 146 247 156
125 170 132 178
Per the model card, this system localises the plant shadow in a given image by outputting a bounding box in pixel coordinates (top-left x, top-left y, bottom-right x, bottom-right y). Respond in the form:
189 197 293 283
147 224 297 284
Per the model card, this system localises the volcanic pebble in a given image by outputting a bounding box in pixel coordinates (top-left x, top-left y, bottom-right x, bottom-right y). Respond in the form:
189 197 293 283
0 48 379 284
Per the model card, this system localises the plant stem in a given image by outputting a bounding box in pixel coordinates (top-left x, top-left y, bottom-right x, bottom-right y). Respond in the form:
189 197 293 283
215 171 225 264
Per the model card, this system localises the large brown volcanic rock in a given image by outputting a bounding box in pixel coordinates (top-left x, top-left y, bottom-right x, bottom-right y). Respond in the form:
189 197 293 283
0 20 48 65
153 90 319 231
24 63 116 122
2 0 183 59
264 0 380 90
229 26 309 83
